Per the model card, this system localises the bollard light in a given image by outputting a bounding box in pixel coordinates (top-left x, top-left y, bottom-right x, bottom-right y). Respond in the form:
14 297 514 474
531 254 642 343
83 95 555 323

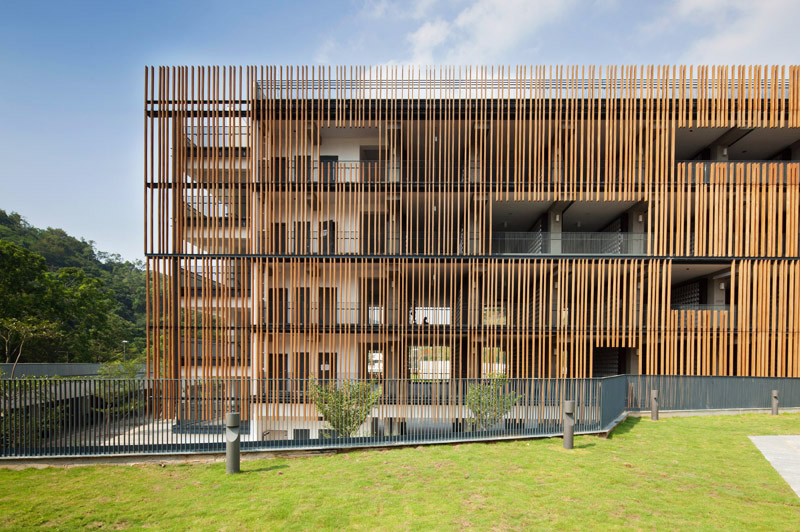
226 412 241 474
771 390 779 416
651 390 659 421
563 400 575 450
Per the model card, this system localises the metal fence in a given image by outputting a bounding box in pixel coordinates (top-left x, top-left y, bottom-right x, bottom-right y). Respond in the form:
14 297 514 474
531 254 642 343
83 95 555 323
625 375 800 412
1 375 798 459
277 229 650 256
491 232 647 255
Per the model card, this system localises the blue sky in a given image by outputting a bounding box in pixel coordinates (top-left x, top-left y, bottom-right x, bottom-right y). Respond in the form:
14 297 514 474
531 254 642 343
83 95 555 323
1 0 798 261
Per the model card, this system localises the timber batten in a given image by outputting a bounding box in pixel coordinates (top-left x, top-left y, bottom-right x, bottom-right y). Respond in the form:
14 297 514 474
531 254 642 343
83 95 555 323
145 65 800 420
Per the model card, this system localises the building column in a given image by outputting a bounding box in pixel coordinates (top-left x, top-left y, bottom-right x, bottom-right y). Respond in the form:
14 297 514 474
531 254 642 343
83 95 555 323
626 203 647 254
710 144 729 161
547 208 563 254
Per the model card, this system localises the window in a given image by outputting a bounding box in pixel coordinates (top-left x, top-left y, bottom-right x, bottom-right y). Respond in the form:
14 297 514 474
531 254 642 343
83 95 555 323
367 349 384 378
482 305 507 326
318 352 337 382
410 306 451 325
409 346 451 380
482 347 507 376
368 305 384 325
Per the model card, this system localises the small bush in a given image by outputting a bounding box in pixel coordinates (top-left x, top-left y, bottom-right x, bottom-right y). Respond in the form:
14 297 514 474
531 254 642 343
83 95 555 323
466 374 519 431
309 378 382 437
96 361 146 420
97 360 142 380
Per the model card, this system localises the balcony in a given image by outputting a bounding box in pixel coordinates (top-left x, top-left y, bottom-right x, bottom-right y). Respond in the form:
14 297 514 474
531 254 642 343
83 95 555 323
670 304 730 312
260 159 398 184
491 232 647 255
265 302 388 329
183 197 248 227
259 302 741 332
669 304 735 327
276 229 648 256
259 159 534 185
266 304 454 329
677 161 797 184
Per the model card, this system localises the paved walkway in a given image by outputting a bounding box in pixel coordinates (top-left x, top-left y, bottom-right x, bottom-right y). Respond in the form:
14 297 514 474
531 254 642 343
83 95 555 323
749 435 800 497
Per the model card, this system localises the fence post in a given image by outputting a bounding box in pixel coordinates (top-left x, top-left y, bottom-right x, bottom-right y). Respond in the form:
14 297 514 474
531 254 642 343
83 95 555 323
226 412 241 474
650 390 659 421
771 390 779 416
563 400 575 450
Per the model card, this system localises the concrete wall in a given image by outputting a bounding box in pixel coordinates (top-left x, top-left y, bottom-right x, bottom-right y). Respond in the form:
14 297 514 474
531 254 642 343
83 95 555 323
0 363 102 377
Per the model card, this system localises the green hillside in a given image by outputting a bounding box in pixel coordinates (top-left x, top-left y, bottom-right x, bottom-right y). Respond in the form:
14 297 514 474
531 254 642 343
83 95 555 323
0 209 146 366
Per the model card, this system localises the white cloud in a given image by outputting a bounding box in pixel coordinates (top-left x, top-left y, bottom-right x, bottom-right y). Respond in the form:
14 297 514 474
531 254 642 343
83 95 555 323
398 0 575 64
592 0 620 10
314 0 799 68
360 0 392 18
360 0 443 20
314 38 337 65
407 19 451 63
650 0 800 64
410 0 439 18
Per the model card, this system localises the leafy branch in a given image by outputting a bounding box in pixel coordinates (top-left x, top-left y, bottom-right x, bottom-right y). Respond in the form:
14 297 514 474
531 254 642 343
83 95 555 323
0 317 60 378
309 377 382 437
466 374 519 431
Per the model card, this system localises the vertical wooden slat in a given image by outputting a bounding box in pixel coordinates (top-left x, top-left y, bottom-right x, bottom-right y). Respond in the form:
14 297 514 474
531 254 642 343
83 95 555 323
145 64 800 423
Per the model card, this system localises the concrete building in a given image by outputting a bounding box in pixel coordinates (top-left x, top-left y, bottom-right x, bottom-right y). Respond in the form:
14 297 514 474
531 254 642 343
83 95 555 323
144 65 800 428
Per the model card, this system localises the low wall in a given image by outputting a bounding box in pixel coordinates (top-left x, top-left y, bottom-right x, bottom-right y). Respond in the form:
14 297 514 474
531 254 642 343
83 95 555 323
0 363 102 377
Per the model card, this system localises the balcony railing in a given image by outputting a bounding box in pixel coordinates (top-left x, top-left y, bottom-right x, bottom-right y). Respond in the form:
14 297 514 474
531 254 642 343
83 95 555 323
265 304 723 330
271 230 648 256
680 161 797 184
254 78 793 100
266 304 454 328
492 232 647 255
258 159 550 185
670 304 730 312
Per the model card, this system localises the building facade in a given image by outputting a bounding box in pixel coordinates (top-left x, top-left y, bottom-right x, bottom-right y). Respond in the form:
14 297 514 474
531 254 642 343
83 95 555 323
145 65 800 414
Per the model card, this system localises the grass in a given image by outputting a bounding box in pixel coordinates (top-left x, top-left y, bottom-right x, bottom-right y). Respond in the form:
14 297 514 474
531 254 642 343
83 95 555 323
1 414 799 531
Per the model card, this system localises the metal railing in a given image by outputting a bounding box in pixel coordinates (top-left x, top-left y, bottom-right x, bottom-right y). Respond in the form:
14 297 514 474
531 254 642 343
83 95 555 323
254 77 792 98
260 303 738 330
1 375 797 458
670 304 731 312
265 302 383 327
0 377 601 458
261 304 620 329
258 159 545 186
681 161 798 184
492 232 647 255
625 375 800 412
266 229 649 256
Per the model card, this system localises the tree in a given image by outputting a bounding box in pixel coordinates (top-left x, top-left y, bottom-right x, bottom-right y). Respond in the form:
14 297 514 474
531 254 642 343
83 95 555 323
0 317 59 378
0 209 147 364
0 240 48 319
44 268 113 362
465 374 520 431
98 359 142 379
309 377 382 437
96 360 146 426
0 241 57 372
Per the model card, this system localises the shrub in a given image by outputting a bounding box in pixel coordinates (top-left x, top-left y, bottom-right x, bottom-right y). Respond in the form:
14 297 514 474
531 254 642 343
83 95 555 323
309 377 382 437
97 360 142 380
466 374 519 431
96 361 146 420
0 377 70 449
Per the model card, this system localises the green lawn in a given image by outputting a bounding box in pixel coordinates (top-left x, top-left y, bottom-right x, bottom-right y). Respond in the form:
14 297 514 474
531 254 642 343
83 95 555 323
1 414 799 531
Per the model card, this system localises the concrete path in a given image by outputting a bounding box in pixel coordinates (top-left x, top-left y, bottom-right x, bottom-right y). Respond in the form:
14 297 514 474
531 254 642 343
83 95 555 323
749 435 800 497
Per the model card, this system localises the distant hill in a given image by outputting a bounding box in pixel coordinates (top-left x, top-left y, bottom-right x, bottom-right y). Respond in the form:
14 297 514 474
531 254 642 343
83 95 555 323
0 209 146 364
